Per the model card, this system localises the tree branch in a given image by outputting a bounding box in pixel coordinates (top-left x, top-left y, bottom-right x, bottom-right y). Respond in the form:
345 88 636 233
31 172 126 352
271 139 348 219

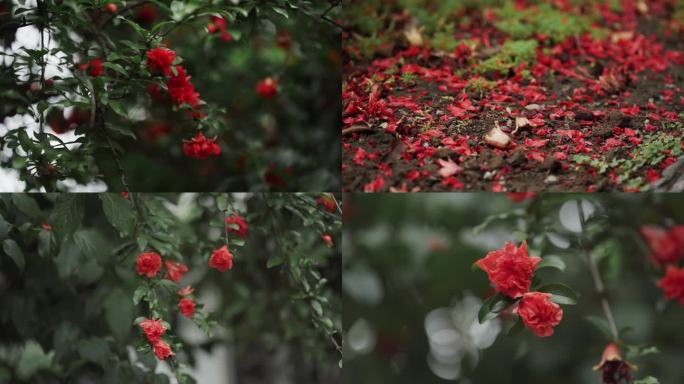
576 199 619 340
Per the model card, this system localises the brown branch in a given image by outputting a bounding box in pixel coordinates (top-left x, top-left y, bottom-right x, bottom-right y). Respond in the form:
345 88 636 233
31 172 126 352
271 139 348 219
576 200 619 340
342 124 373 136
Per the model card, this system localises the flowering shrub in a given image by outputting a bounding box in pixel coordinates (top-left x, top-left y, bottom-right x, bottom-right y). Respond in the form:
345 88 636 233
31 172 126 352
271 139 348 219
0 192 341 383
0 1 341 191
343 193 684 384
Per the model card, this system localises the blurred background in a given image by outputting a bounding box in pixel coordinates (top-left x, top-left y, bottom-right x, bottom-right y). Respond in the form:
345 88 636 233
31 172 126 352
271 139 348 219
342 193 684 384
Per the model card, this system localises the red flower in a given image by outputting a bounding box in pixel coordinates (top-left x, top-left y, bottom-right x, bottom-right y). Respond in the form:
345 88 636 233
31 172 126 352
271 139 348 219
104 3 117 13
164 260 188 283
316 196 337 212
640 225 684 266
177 285 194 296
657 265 684 305
321 234 333 247
225 214 249 239
139 319 166 343
121 192 129 199
209 245 233 272
136 252 162 278
256 77 278 99
41 223 52 231
84 58 104 77
167 65 200 107
136 4 157 24
152 340 173 360
182 132 221 159
178 298 196 318
507 192 536 203
516 292 563 337
475 241 541 298
592 343 635 384
146 47 176 76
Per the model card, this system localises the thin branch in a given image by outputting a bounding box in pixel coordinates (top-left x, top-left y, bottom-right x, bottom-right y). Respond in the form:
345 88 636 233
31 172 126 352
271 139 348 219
330 193 342 215
576 200 619 340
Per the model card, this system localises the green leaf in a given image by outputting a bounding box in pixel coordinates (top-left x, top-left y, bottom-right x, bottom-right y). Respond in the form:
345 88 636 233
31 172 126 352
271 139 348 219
54 239 82 278
37 230 52 258
100 194 136 236
0 213 11 240
584 315 614 341
266 257 284 268
16 340 54 380
537 283 578 305
133 285 148 305
634 377 659 384
311 300 323 316
102 62 128 76
536 255 565 272
506 317 524 336
626 345 659 360
78 338 111 366
3 238 25 272
49 194 84 243
11 195 41 218
478 293 514 324
105 289 134 341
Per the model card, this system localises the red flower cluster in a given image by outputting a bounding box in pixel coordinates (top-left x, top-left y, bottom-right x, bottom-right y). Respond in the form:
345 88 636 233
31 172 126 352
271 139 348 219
225 214 249 239
640 225 684 266
256 77 278 99
657 266 684 306
136 252 188 283
80 58 104 77
139 319 173 360
178 298 196 318
136 252 162 278
164 260 188 283
316 195 337 212
146 47 176 76
167 65 200 108
209 245 233 272
182 132 221 159
516 292 563 337
207 16 232 42
475 241 541 298
476 241 566 337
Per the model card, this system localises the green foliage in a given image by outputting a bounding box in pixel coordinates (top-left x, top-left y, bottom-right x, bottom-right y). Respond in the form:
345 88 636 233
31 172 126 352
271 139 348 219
0 0 341 191
495 3 595 44
573 129 684 190
478 39 539 75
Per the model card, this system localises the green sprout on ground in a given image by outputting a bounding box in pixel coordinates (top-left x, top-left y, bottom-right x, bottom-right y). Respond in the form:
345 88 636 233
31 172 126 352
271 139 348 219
495 3 596 44
573 129 684 190
478 39 539 75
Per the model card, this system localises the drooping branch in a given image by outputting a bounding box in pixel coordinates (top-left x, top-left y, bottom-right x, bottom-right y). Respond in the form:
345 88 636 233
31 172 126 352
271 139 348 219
576 200 619 340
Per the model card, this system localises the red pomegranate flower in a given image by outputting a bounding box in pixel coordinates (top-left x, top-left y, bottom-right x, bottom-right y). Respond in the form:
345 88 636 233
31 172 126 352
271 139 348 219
178 298 196 318
167 65 200 107
316 195 337 212
256 77 278 99
321 234 333 247
136 252 162 278
209 245 233 272
164 260 188 283
592 343 635 384
82 58 104 77
640 225 684 266
225 214 249 239
139 318 166 343
657 265 684 305
182 132 221 159
475 241 541 298
516 292 563 337
152 340 173 360
146 47 176 76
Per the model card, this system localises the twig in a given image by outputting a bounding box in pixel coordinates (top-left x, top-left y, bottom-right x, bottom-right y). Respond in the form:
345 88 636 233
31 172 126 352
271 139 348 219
330 194 342 215
576 200 619 341
342 124 373 136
